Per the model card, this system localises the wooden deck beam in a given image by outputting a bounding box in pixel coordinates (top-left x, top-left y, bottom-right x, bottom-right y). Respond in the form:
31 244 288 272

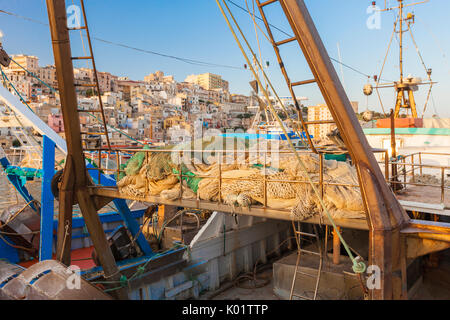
90 186 370 230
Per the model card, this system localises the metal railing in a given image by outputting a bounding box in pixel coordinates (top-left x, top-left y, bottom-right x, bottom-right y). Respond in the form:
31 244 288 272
81 145 449 213
377 151 450 204
82 146 364 211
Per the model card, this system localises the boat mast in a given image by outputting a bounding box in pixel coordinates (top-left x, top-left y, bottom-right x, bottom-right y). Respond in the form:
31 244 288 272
45 0 126 299
399 0 404 86
373 1 433 118
393 0 418 118
381 0 431 118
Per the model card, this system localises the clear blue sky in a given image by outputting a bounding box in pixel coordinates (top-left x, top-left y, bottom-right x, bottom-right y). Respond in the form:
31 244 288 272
1 0 449 116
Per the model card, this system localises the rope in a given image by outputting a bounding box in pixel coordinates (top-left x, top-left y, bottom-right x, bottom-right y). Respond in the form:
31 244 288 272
93 243 188 294
407 24 434 117
216 0 366 274
0 66 35 113
0 200 38 230
375 16 398 116
57 221 70 261
9 58 57 94
221 0 308 146
0 234 35 252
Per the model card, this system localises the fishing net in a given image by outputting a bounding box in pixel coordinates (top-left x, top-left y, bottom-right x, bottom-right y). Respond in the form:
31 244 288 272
117 138 365 220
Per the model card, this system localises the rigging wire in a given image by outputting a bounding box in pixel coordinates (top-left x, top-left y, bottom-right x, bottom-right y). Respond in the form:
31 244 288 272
2 6 376 78
417 17 450 76
245 0 271 124
225 0 379 80
7 57 144 146
375 15 399 116
216 0 366 275
407 23 434 116
0 66 43 154
220 0 308 146
0 9 244 71
91 37 244 70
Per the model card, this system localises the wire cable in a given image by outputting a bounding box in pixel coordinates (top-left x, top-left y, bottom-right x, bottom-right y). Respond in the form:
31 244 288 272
407 23 434 116
217 0 365 274
0 10 245 70
2 6 376 78
226 0 378 80
0 9 244 71
8 57 144 146
0 66 44 154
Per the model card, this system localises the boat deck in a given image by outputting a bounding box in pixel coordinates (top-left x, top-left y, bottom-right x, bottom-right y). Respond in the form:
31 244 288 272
19 246 96 270
91 186 370 230
397 185 450 217
396 185 450 207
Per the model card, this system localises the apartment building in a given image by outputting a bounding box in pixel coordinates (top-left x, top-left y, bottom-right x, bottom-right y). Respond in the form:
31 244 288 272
307 104 335 141
7 54 39 73
185 73 229 92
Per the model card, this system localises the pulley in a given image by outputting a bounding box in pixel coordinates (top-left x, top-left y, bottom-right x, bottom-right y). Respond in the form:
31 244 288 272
363 83 373 96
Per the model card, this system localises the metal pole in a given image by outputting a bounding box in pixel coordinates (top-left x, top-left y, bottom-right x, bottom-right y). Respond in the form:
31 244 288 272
218 155 222 204
319 152 324 224
333 226 341 265
385 150 389 182
403 157 406 189
39 135 55 261
263 150 267 208
390 109 399 191
419 152 423 176
399 0 404 85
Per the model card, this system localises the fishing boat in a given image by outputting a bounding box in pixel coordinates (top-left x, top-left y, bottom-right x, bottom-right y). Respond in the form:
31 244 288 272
0 0 449 301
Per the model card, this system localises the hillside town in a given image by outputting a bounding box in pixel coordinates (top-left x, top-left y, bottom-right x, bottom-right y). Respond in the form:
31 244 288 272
1 0 450 304
0 54 263 148
0 54 360 149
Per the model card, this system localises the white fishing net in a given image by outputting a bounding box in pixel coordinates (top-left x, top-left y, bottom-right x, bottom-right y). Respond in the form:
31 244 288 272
117 139 365 221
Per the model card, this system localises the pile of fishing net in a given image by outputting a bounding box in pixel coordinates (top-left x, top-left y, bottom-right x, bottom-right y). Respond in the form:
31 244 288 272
17 150 65 170
116 137 365 221
410 174 450 187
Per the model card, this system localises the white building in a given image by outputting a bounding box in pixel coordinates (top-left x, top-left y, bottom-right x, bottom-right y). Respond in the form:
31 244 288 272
307 104 335 141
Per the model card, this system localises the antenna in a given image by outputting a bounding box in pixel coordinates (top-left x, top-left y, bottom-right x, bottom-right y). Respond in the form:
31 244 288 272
372 0 435 118
337 42 346 93
377 0 430 12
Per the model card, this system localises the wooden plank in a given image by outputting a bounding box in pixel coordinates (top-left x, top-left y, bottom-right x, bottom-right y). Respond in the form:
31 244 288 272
76 187 128 300
56 155 74 266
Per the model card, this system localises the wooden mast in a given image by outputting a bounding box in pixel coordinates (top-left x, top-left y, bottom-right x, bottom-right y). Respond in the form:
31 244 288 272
45 0 126 299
